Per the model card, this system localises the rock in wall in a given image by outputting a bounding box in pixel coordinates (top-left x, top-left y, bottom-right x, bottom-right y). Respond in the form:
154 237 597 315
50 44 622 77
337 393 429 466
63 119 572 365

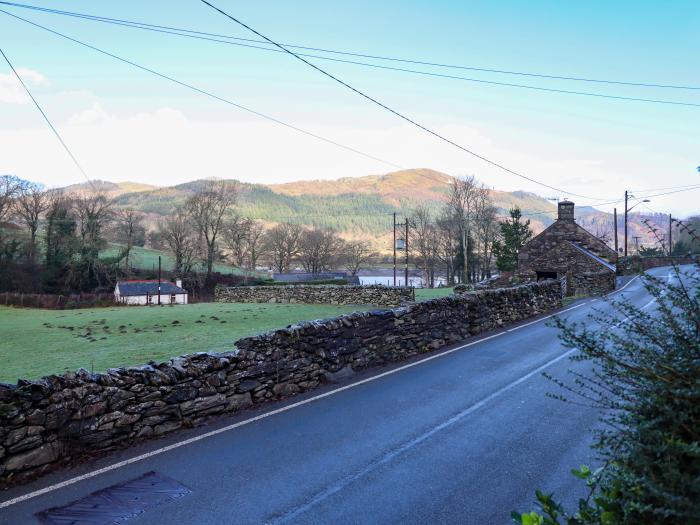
616 255 696 275
571 271 616 296
215 284 413 307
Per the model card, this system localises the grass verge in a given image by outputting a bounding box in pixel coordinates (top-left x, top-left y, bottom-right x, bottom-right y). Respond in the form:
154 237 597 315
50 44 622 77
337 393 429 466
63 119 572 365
414 287 454 301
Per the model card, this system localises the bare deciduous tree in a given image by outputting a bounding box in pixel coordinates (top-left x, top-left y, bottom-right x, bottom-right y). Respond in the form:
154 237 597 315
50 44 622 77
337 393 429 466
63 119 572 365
14 182 49 265
448 176 482 283
186 180 238 278
116 208 143 271
221 215 251 268
409 206 440 287
222 217 269 271
159 208 198 274
264 222 302 273
342 240 377 276
298 227 343 274
0 175 22 225
245 221 266 270
73 192 113 256
435 211 460 285
472 189 498 280
593 223 613 245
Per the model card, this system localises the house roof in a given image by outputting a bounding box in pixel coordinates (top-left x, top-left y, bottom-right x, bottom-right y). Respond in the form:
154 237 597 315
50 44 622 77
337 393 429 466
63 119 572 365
567 241 616 272
116 280 186 296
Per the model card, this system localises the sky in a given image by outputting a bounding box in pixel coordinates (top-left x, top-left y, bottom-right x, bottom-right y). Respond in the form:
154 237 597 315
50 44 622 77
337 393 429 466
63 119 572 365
0 0 698 216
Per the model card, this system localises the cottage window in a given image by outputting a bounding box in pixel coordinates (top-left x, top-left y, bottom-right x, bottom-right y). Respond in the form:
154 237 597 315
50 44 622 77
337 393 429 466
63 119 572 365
147 294 153 304
170 294 177 303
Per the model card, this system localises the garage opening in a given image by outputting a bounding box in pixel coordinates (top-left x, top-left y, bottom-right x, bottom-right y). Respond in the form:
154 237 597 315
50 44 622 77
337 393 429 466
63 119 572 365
536 271 558 280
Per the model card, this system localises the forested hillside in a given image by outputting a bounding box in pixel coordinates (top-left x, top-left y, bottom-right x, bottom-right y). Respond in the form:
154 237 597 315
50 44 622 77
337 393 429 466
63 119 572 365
63 168 654 251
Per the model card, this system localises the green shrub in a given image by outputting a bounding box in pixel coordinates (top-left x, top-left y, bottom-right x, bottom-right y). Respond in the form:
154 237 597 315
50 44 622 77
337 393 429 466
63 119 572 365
514 264 700 524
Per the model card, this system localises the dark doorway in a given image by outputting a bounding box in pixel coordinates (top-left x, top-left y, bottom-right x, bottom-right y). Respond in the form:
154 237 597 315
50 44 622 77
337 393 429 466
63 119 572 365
536 271 557 280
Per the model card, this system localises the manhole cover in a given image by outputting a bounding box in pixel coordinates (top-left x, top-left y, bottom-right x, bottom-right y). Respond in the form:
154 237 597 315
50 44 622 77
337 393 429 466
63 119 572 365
36 471 191 525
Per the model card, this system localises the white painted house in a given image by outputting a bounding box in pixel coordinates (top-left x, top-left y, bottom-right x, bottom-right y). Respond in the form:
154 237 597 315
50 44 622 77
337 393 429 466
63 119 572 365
114 280 188 305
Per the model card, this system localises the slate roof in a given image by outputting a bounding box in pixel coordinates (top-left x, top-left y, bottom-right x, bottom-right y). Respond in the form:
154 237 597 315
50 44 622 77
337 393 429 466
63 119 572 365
116 281 187 296
567 241 616 272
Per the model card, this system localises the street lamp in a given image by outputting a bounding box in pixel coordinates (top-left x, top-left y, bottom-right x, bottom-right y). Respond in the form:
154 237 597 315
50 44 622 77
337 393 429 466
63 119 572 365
624 191 651 257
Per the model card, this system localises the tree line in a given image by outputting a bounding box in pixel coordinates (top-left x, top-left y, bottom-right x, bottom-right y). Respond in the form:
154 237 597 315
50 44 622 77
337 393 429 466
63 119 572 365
0 175 381 294
406 175 533 286
0 173 541 294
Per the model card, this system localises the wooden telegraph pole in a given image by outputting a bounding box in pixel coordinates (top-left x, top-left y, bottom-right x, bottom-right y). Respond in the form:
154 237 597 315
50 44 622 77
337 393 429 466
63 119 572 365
624 191 628 257
157 255 162 305
613 208 619 255
404 217 409 287
393 212 397 286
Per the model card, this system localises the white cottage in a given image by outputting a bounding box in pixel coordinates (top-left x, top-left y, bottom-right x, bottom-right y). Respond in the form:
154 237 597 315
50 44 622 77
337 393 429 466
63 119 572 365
114 280 188 305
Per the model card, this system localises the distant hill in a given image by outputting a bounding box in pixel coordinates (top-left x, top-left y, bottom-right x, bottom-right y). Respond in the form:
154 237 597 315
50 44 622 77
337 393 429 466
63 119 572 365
58 168 657 252
63 180 158 198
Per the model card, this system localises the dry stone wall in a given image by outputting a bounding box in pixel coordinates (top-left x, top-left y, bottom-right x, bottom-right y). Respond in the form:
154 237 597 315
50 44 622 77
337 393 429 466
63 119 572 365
616 255 696 275
571 271 616 296
215 284 413 306
0 281 561 488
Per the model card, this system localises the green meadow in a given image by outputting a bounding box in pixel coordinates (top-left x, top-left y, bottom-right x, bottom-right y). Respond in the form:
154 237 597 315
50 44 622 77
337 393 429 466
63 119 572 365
0 302 369 383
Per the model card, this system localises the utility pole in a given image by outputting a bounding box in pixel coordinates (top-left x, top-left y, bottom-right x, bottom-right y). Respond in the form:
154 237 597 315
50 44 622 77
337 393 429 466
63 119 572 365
613 208 618 255
669 214 673 256
624 191 628 257
404 217 409 287
157 255 162 305
393 212 397 287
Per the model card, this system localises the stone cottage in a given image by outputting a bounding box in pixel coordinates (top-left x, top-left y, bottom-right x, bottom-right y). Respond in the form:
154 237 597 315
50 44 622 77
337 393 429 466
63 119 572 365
518 201 616 295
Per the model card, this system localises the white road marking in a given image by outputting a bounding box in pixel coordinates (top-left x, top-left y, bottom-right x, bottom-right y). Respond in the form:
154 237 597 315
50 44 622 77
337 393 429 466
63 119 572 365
0 285 639 510
608 274 640 297
267 347 579 524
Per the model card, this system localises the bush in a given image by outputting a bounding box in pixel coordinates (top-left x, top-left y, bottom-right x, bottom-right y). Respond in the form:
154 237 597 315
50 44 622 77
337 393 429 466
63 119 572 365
514 264 700 524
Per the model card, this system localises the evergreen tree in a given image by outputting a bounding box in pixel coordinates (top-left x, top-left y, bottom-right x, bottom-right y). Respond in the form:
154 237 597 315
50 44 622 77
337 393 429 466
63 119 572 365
492 207 532 272
43 196 77 293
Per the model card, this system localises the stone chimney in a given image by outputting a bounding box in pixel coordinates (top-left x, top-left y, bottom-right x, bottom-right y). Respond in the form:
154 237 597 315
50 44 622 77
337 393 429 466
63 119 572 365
176 279 183 289
558 200 575 221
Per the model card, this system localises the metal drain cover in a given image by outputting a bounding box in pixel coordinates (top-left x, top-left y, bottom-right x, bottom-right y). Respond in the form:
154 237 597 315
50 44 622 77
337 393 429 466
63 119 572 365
36 471 191 525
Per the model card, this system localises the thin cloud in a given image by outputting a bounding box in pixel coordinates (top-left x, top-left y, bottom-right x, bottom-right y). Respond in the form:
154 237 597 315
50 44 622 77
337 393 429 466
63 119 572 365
0 67 48 105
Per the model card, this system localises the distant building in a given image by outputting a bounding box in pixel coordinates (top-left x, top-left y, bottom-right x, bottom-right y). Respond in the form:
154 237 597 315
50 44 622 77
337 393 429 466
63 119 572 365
114 279 188 305
518 201 616 295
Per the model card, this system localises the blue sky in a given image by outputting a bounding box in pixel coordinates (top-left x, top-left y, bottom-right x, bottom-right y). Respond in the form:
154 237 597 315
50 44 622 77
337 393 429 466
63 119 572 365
1 0 698 215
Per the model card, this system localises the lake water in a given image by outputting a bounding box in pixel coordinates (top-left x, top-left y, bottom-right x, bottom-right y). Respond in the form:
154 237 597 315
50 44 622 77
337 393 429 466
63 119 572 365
359 275 448 288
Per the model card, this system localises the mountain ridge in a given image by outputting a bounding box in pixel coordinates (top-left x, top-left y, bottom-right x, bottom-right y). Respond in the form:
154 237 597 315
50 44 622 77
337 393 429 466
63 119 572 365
54 168 657 251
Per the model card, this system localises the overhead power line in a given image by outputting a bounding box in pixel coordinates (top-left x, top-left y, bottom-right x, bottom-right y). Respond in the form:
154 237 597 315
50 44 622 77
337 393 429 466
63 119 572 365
639 185 700 199
4 2 699 109
199 0 614 202
2 1 698 92
0 9 402 171
630 183 700 194
0 46 94 188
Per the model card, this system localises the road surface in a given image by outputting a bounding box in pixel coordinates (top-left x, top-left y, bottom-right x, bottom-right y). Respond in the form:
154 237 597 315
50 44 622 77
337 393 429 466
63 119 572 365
0 266 678 525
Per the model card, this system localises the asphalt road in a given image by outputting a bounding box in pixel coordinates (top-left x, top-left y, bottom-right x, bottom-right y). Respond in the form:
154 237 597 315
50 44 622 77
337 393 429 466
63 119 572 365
0 267 677 525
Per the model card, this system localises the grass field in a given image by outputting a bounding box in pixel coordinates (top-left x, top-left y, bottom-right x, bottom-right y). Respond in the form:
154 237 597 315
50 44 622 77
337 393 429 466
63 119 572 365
0 303 370 383
101 244 259 276
414 287 454 301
